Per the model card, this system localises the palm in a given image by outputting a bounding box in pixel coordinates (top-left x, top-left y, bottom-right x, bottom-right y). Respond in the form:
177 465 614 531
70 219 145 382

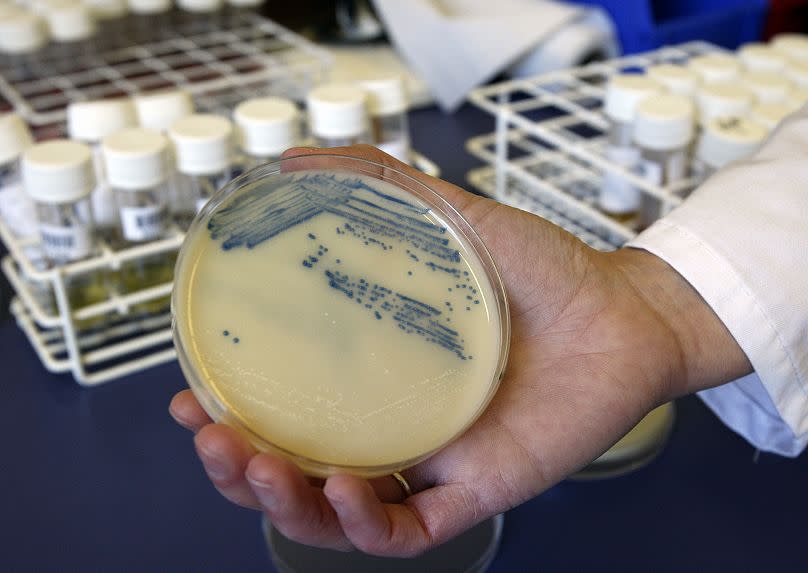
405 199 675 541
170 146 680 557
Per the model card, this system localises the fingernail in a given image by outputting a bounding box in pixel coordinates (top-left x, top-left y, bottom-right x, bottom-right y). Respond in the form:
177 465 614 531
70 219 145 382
197 446 231 481
248 478 278 511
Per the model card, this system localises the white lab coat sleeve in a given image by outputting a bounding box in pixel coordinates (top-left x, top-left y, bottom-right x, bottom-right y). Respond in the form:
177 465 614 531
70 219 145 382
626 107 808 457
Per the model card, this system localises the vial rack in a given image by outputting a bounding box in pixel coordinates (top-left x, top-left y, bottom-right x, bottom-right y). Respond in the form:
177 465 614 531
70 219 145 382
0 11 331 137
465 41 724 246
1 152 440 386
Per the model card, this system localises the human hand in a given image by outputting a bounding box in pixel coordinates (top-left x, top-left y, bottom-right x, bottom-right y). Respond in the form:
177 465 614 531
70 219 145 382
170 144 750 556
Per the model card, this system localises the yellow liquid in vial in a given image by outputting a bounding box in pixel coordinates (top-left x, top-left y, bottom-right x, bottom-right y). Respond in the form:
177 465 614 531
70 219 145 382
175 171 505 471
119 253 176 316
66 272 109 331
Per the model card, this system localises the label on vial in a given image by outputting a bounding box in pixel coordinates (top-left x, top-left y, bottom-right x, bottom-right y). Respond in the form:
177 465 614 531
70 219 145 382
599 146 641 214
639 159 663 186
667 150 687 182
120 204 167 242
375 139 411 164
39 223 93 261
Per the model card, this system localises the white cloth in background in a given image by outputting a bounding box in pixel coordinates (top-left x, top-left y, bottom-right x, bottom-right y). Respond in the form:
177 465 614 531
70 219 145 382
629 108 808 457
371 0 583 111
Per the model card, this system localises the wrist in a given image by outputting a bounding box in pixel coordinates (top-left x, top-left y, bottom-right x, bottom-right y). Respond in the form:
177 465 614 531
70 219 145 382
608 247 751 398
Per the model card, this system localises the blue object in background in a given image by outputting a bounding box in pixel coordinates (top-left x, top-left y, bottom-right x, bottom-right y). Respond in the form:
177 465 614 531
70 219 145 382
568 0 768 53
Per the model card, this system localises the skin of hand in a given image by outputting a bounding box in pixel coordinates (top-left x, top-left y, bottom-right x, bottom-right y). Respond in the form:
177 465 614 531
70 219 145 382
169 144 751 557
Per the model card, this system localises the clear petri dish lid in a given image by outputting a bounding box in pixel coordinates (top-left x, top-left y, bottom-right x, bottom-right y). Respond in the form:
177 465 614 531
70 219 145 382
172 153 511 478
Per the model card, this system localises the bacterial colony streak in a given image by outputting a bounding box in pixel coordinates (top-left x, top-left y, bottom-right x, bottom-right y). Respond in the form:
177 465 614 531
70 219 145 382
208 172 482 360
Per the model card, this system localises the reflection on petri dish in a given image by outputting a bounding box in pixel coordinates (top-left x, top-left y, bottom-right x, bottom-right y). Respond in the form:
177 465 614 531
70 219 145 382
572 402 676 480
173 155 510 477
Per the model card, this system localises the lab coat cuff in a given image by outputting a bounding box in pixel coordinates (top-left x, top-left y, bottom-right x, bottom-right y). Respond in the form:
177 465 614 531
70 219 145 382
627 219 808 455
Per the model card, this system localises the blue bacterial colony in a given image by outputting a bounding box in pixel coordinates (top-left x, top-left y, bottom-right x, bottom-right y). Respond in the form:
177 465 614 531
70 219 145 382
208 173 485 360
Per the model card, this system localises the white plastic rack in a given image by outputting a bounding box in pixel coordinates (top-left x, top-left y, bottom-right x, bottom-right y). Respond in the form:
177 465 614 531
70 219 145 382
1 152 439 385
0 12 440 384
0 11 331 138
466 41 724 250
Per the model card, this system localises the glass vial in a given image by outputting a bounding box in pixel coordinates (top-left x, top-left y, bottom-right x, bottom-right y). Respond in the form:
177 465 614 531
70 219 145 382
0 113 35 237
646 63 699 98
127 0 171 43
133 90 196 223
687 53 741 85
67 98 138 240
785 59 808 90
696 83 753 129
633 94 694 229
22 140 108 330
45 1 97 68
176 0 224 33
737 42 787 74
168 114 233 228
233 96 299 172
771 33 808 63
83 0 128 50
103 128 174 316
743 71 792 105
306 83 370 148
694 117 767 181
0 114 55 316
600 73 661 223
359 75 411 164
750 102 794 133
224 0 262 26
0 10 48 80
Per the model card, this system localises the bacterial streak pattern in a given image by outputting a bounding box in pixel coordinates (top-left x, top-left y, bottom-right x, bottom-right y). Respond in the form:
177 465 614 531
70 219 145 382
207 172 482 360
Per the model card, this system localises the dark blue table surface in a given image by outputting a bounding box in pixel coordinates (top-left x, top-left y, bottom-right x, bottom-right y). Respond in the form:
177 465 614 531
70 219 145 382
2 105 807 572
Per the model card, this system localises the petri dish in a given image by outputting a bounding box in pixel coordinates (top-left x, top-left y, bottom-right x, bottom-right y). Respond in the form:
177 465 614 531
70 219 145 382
263 513 504 573
172 154 510 478
572 402 676 480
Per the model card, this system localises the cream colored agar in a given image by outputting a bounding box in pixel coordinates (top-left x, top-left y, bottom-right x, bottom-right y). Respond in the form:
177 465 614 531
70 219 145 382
175 172 503 470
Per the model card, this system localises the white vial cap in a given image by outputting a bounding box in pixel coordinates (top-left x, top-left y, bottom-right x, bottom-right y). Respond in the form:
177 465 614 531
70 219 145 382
737 43 787 73
169 114 233 175
785 59 808 88
0 3 24 19
0 10 47 54
646 64 699 96
67 98 137 142
0 113 34 165
750 102 794 130
22 140 95 204
744 71 792 104
47 1 96 42
134 90 195 131
696 117 767 169
787 86 808 109
84 0 127 19
603 74 661 123
772 33 808 62
358 76 408 116
688 53 741 84
227 0 262 6
233 97 299 158
102 128 168 190
633 94 694 151
697 83 753 126
177 0 222 12
127 0 170 14
307 83 369 139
